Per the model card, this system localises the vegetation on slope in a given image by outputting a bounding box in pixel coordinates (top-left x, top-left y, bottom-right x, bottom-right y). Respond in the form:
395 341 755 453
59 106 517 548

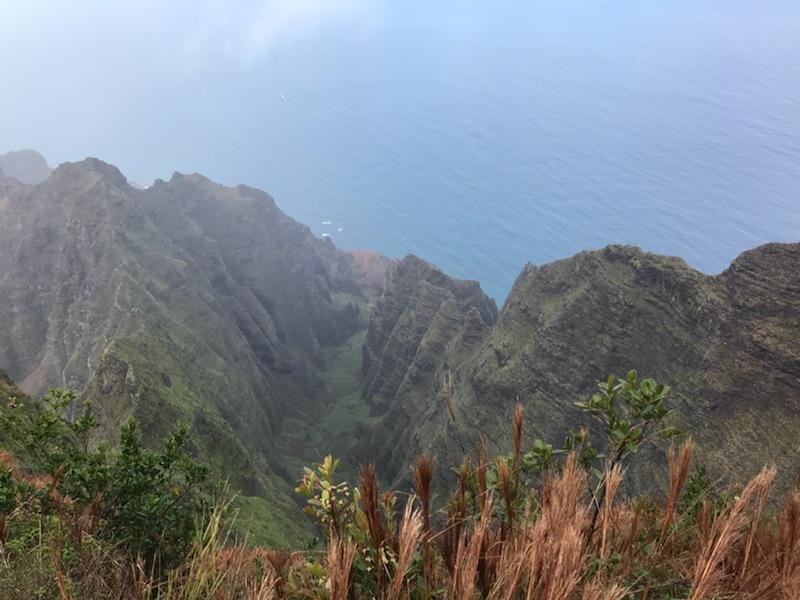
359 244 800 497
273 330 379 484
0 386 210 596
2 371 799 599
0 159 385 547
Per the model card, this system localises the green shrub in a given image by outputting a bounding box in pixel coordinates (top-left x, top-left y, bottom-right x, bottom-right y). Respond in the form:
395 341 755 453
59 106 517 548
0 387 210 572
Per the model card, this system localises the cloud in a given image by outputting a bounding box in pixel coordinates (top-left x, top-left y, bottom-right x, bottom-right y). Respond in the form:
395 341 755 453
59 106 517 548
180 0 383 66
0 1 383 74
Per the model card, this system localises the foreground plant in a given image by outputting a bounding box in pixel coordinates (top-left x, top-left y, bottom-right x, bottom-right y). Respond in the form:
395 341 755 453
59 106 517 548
3 373 800 599
0 387 211 597
290 372 800 599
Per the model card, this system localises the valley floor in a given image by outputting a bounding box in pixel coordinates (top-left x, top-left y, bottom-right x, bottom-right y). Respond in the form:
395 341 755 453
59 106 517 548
274 330 377 483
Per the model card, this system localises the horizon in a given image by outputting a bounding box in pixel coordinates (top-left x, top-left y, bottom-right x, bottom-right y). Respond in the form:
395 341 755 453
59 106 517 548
3 0 799 300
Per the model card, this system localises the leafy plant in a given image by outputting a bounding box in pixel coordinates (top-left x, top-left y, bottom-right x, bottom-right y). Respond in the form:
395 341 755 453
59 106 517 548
0 387 210 572
295 455 362 542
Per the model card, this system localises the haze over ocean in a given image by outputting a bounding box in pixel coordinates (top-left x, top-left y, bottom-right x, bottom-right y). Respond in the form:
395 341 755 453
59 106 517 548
2 1 799 301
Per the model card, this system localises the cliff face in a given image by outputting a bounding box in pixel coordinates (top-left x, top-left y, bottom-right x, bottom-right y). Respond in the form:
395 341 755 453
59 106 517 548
361 244 800 493
702 244 800 486
0 158 377 543
356 255 497 483
348 250 394 295
462 246 717 472
0 160 365 399
2 152 799 530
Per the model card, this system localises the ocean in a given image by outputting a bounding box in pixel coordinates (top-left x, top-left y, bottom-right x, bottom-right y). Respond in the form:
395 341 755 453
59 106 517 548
227 1 800 302
8 1 800 302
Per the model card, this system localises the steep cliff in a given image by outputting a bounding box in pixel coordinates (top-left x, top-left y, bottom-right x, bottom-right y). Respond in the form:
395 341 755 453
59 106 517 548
361 244 800 493
0 158 377 543
355 255 497 484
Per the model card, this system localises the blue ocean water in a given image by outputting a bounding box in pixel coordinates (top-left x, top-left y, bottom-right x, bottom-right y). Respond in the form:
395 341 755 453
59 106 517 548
218 2 800 301
7 1 800 302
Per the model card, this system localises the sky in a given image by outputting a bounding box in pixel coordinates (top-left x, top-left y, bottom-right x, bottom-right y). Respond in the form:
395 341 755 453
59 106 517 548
1 0 550 185
0 0 390 178
4 0 798 185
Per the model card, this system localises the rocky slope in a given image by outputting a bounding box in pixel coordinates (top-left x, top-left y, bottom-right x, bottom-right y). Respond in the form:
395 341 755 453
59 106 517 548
0 157 381 543
2 151 798 534
354 255 497 480
361 244 800 494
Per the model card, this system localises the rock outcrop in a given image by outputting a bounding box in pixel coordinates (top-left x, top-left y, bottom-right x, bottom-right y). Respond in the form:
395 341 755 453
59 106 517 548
348 250 394 294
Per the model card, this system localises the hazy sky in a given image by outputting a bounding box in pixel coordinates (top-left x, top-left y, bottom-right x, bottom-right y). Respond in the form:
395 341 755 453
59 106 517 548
4 0 798 185
1 0 391 177
1 0 552 184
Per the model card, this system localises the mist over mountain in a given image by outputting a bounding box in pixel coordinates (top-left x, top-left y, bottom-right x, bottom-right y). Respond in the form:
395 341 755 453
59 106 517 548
0 155 385 542
0 149 52 184
1 153 798 545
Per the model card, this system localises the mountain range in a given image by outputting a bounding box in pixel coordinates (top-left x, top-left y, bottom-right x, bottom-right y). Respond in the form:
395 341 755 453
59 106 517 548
1 152 798 543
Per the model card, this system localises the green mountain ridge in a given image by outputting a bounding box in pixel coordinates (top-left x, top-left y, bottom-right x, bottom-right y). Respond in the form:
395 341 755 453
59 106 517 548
1 154 799 542
359 243 800 496
0 157 385 544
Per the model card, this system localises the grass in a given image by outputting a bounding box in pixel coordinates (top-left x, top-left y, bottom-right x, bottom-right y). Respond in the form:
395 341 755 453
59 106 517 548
4 398 800 598
108 337 310 548
231 494 310 549
5 366 800 598
6 449 797 599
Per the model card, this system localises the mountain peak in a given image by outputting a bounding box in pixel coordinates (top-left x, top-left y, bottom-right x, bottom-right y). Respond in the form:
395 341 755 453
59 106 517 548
169 171 213 186
51 157 129 188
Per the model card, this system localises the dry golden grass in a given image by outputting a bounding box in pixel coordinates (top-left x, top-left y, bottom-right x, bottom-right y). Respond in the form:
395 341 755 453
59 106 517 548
660 437 694 543
5 458 800 599
5 413 800 599
689 466 776 600
387 501 423 600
